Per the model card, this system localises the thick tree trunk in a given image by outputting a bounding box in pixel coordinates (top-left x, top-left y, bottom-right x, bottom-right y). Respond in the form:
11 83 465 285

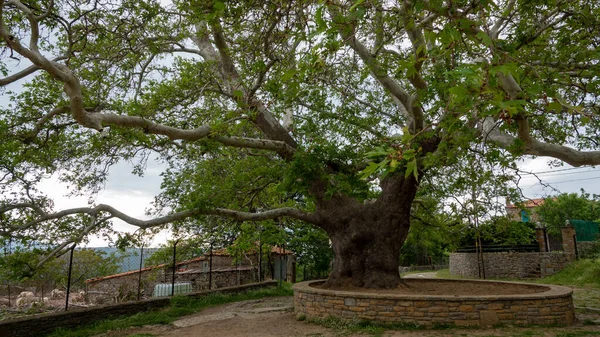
325 216 410 288
314 174 419 289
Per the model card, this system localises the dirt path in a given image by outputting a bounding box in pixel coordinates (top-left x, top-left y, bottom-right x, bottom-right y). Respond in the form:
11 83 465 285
402 272 439 279
118 297 341 337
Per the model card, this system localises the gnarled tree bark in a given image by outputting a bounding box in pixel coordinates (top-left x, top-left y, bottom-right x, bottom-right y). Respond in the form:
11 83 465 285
314 174 419 289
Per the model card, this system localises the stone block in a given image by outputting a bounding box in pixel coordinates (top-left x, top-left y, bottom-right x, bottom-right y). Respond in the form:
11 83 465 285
498 313 514 321
455 320 479 327
459 305 474 312
510 305 527 312
344 298 356 306
479 311 499 327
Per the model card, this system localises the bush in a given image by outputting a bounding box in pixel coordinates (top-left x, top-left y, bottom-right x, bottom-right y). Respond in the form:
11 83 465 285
579 241 600 259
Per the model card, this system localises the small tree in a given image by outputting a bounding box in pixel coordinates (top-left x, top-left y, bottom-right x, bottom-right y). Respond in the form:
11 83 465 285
0 248 122 291
536 191 600 235
287 222 333 280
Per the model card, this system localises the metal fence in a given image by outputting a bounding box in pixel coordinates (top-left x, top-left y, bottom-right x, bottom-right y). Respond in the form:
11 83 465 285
0 240 285 319
84 241 278 306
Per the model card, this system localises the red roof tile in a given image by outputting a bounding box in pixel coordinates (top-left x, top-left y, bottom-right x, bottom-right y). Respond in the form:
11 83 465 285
506 198 546 209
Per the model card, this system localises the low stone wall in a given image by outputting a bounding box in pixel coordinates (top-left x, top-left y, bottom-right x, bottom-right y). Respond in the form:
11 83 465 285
0 281 277 337
293 279 574 327
177 268 256 290
449 252 573 279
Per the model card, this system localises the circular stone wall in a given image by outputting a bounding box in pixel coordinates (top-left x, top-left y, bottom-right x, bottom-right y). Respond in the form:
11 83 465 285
293 279 575 327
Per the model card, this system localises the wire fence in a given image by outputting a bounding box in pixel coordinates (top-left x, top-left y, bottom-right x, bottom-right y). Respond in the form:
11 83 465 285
0 239 294 318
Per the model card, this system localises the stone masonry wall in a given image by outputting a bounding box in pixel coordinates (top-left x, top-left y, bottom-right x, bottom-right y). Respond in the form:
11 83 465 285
176 268 256 290
293 280 575 327
87 267 164 303
449 252 573 279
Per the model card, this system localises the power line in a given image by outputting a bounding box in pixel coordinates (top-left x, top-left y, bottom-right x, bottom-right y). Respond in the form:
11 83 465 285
518 169 600 179
518 166 595 176
520 174 600 187
546 175 600 185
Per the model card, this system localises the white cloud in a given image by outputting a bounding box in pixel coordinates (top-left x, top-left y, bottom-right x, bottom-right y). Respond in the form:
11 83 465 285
37 159 171 247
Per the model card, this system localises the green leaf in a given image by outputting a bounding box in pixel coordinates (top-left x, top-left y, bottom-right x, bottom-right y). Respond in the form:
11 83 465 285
233 89 244 98
213 1 225 11
580 116 590 125
359 162 381 180
349 0 365 12
281 69 297 82
548 100 562 111
405 159 419 181
476 31 493 46
315 6 326 32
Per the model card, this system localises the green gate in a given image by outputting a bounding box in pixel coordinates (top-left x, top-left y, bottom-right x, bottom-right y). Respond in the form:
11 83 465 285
570 219 600 242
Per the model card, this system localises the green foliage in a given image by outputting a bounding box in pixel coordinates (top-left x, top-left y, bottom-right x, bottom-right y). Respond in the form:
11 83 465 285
143 238 206 267
536 191 600 235
286 223 333 278
458 216 536 247
0 248 123 290
579 241 600 260
400 196 465 266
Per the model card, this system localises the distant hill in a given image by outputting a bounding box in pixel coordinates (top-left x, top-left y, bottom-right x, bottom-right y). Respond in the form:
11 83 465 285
88 247 160 273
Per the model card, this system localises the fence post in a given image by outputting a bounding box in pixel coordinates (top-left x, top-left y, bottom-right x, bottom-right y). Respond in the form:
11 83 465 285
573 235 579 260
171 240 179 296
7 283 11 307
137 242 144 301
258 239 262 282
65 244 76 311
209 241 213 289
237 251 241 286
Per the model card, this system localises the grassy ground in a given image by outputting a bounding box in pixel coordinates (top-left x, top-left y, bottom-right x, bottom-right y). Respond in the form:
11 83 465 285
305 315 600 337
535 258 600 289
46 284 293 337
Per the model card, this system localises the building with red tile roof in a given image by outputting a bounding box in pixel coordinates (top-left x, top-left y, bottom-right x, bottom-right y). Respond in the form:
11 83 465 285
505 198 546 223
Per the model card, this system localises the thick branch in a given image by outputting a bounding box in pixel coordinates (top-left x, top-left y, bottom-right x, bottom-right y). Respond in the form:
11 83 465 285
328 4 414 131
2 203 318 232
481 117 600 166
490 0 516 39
100 113 294 156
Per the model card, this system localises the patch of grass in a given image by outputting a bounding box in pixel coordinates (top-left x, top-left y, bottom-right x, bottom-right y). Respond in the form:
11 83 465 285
306 315 460 336
435 269 472 279
46 284 293 337
538 258 600 289
400 269 438 276
554 331 600 337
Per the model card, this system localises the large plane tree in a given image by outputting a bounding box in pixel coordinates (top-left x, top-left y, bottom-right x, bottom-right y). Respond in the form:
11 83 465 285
1 0 599 289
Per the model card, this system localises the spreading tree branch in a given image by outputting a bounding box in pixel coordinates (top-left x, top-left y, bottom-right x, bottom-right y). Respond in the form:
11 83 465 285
1 203 318 232
327 3 417 132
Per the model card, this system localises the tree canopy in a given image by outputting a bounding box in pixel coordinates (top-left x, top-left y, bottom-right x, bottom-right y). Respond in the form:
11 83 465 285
1 0 599 288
